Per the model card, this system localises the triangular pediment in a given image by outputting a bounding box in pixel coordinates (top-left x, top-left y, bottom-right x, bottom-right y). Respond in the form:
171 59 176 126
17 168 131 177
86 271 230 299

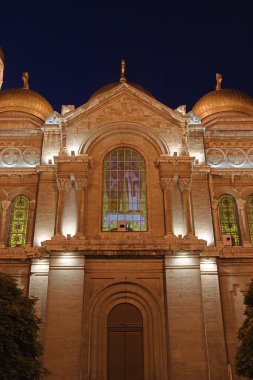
61 83 185 130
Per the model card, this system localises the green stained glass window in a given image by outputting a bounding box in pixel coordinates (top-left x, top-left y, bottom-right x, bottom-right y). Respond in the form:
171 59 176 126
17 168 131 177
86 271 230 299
102 148 147 231
218 194 241 246
246 195 253 244
8 195 29 247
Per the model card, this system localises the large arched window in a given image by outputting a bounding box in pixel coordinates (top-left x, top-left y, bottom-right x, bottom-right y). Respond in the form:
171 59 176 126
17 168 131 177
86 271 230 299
8 195 29 247
218 194 241 246
102 148 147 231
246 194 253 243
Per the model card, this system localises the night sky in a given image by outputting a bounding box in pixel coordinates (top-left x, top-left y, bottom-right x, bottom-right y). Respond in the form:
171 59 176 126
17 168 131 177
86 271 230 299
1 0 252 113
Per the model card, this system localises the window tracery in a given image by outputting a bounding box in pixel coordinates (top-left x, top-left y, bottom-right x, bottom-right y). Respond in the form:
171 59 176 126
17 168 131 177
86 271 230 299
246 194 253 244
8 195 29 247
218 194 241 246
102 148 147 231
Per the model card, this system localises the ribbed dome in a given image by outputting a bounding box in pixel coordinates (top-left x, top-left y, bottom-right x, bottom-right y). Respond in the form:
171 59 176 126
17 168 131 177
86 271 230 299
193 88 253 120
90 82 154 99
0 88 53 121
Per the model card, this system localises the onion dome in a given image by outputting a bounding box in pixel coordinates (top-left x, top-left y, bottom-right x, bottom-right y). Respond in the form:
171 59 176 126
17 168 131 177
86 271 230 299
0 72 53 121
0 47 4 62
192 73 253 120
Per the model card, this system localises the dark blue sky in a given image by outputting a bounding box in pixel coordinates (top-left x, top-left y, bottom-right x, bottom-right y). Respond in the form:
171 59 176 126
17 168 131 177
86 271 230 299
1 0 252 113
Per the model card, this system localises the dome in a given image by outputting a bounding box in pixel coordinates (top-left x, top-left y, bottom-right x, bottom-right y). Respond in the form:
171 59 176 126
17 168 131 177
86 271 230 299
90 82 154 99
0 87 53 121
192 74 253 120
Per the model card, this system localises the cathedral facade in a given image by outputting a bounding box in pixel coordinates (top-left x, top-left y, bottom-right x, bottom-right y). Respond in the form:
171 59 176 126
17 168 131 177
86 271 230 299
1 52 253 379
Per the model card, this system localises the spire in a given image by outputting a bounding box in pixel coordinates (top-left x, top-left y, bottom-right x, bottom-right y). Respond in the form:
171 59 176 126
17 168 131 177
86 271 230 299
22 72 29 90
120 60 126 83
216 73 222 91
0 47 4 90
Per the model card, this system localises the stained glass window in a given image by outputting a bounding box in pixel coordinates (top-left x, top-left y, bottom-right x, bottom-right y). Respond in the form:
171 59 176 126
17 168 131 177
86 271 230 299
246 195 253 244
218 194 241 246
102 148 147 231
8 195 29 247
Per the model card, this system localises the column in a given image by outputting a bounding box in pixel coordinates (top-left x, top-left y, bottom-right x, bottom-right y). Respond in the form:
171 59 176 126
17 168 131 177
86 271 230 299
26 200 36 247
55 178 70 235
74 177 88 238
211 199 222 245
237 198 251 246
178 178 195 237
0 200 10 247
160 178 175 237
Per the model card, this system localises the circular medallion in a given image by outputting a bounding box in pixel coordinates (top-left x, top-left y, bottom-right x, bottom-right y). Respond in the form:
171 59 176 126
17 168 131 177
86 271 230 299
247 148 253 165
206 148 225 166
23 147 40 165
1 148 21 166
227 148 246 166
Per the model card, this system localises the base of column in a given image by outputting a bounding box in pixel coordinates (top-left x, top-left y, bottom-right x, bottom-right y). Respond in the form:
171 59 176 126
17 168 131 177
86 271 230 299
164 233 176 239
243 240 252 247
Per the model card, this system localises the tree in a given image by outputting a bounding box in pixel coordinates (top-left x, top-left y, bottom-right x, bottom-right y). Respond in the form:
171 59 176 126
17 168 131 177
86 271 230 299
236 278 253 379
0 272 47 380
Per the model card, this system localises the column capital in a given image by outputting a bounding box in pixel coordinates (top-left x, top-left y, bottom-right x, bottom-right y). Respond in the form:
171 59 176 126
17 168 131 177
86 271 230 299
237 198 246 211
75 177 88 190
160 177 174 190
1 200 11 211
178 178 191 192
57 177 70 191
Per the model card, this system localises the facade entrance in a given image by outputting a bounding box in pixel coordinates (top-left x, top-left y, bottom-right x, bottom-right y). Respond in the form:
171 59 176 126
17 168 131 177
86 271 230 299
107 303 144 380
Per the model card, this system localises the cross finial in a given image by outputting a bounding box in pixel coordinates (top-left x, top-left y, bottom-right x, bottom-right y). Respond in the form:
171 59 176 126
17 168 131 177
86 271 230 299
22 72 29 89
120 60 126 83
216 73 222 90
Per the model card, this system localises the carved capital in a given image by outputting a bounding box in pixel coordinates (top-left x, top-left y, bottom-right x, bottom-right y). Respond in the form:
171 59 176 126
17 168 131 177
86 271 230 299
160 177 174 190
29 200 36 210
1 200 11 211
57 178 70 191
237 198 246 211
75 177 88 190
178 178 191 192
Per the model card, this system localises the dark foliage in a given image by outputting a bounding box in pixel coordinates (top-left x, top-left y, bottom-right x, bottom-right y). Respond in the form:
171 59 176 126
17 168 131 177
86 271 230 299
0 272 47 379
236 278 253 379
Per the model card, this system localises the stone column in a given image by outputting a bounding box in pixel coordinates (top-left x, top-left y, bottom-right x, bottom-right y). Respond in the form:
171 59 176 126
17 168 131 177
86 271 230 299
160 177 175 237
55 178 70 235
75 178 88 238
237 199 251 246
178 178 195 237
0 200 10 247
26 200 36 247
211 199 222 245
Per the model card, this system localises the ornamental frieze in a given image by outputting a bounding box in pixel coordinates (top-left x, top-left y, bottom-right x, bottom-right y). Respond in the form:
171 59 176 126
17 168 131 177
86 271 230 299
206 147 253 167
0 147 41 167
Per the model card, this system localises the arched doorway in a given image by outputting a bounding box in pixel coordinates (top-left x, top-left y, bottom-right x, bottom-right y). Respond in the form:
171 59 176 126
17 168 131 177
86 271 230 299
107 303 144 380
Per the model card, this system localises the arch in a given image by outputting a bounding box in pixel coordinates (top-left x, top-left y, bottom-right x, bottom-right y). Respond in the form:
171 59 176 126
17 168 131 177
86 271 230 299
79 122 169 155
102 147 147 232
0 189 8 201
82 282 168 380
7 195 30 247
245 194 253 243
218 194 241 246
7 188 36 202
213 186 240 201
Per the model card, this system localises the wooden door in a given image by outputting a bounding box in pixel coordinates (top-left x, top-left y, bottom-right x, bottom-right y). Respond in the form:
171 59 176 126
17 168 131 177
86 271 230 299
107 303 144 380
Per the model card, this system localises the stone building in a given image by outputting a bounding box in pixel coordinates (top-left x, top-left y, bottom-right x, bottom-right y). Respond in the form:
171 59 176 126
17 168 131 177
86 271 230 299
0 55 253 379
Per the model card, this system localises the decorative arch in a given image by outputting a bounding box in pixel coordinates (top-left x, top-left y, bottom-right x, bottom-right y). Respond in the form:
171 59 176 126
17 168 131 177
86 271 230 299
218 194 241 246
82 282 168 380
7 195 30 247
80 122 169 155
246 194 253 243
102 147 147 231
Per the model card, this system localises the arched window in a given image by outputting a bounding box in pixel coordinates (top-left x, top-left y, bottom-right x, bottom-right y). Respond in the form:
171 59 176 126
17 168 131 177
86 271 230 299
218 194 241 246
246 194 253 243
8 195 29 247
102 148 147 231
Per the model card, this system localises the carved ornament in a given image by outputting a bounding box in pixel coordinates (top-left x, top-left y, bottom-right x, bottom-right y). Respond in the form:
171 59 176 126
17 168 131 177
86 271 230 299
178 178 192 192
